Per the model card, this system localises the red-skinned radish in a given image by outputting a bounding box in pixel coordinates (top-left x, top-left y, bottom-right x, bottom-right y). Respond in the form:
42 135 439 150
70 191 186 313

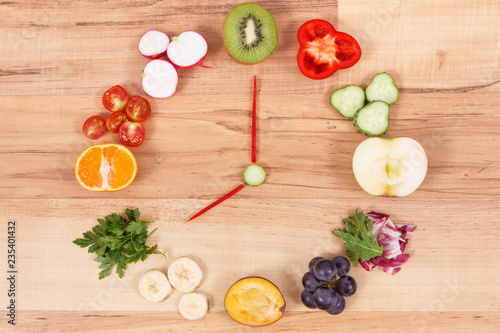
138 30 170 59
166 31 212 68
141 59 179 99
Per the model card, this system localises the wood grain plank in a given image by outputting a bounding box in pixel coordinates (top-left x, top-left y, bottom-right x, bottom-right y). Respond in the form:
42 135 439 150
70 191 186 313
4 311 500 333
1 93 499 199
339 0 500 93
0 198 498 313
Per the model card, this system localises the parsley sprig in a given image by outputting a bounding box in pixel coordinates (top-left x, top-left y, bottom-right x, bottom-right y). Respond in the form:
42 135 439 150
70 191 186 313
332 210 383 265
73 208 165 279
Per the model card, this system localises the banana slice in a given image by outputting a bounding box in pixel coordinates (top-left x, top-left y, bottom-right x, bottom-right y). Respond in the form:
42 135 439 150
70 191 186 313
179 292 209 320
138 269 172 303
167 257 203 292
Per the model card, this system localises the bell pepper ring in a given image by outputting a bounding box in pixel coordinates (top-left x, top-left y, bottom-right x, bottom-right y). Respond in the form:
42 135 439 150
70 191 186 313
297 19 361 80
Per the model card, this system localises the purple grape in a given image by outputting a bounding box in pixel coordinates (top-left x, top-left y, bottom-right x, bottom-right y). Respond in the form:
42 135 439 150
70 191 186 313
313 287 337 310
308 256 324 271
313 259 337 282
301 289 317 309
302 271 322 292
332 256 351 277
326 292 345 315
337 275 357 297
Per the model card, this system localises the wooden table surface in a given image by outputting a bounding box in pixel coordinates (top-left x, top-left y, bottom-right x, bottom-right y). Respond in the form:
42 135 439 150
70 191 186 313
1 0 500 331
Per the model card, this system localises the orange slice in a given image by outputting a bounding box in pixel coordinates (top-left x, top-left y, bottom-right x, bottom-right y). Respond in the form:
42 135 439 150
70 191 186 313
75 143 137 191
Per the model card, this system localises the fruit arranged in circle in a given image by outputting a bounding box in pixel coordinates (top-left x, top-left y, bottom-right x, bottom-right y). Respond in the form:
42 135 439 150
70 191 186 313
300 255 357 315
352 137 428 196
302 271 322 292
126 96 151 122
337 276 357 297
313 259 337 282
224 2 278 64
332 256 351 277
138 269 172 303
119 121 145 147
224 277 285 327
167 257 203 293
75 143 137 191
82 115 106 140
105 111 128 134
308 256 324 271
178 292 209 320
102 85 129 112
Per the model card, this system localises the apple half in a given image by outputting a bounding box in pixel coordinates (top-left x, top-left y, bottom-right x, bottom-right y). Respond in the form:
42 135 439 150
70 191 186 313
352 137 428 196
224 277 285 327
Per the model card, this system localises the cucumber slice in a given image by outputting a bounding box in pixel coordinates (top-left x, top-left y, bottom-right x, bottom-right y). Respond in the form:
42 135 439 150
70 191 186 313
353 101 390 137
330 85 366 119
244 164 266 186
365 73 399 105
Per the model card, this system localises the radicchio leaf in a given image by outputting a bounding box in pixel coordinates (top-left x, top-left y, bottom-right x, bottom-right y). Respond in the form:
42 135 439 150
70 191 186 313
359 211 416 275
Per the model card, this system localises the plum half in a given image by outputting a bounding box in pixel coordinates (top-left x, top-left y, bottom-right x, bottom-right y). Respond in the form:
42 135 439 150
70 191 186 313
224 277 285 327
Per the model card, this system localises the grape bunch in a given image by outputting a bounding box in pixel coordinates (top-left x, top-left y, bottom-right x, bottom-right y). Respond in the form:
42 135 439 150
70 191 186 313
301 256 357 315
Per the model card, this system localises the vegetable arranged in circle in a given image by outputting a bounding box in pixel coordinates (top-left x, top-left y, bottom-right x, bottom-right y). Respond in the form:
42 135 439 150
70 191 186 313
142 59 179 98
83 115 106 140
126 96 151 122
352 137 428 196
224 2 278 63
167 31 210 68
102 85 129 112
225 277 285 327
138 29 169 59
119 121 145 147
353 101 390 137
297 19 361 80
330 85 365 119
105 111 128 134
365 72 399 105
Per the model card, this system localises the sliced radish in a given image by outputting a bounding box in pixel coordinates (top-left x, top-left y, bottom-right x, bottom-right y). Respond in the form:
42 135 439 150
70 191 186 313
141 59 179 99
166 31 211 68
138 30 169 59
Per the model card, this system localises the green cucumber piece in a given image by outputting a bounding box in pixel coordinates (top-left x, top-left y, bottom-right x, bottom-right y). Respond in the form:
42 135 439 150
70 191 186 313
330 85 366 119
353 101 390 137
244 164 266 186
365 72 399 105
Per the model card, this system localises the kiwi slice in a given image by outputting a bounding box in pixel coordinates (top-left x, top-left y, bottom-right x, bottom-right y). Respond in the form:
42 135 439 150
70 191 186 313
224 2 278 64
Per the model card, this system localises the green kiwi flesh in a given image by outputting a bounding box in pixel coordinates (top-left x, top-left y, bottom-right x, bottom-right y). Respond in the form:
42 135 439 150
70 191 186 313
224 2 278 63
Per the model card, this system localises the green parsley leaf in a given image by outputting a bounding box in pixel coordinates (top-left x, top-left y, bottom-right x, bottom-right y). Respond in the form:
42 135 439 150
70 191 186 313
332 210 383 266
73 208 164 280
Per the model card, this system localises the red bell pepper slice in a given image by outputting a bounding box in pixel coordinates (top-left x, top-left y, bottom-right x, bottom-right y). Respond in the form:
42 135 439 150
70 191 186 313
187 184 245 222
251 75 257 163
297 19 361 80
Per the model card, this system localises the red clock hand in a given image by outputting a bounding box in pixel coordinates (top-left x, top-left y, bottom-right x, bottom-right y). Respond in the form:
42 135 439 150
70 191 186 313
187 184 245 222
251 75 257 163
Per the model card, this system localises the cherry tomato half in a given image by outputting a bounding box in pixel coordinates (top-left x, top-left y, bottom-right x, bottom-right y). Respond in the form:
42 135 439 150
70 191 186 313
119 121 145 147
83 115 106 140
105 111 129 134
297 19 361 80
102 85 129 112
125 96 151 122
